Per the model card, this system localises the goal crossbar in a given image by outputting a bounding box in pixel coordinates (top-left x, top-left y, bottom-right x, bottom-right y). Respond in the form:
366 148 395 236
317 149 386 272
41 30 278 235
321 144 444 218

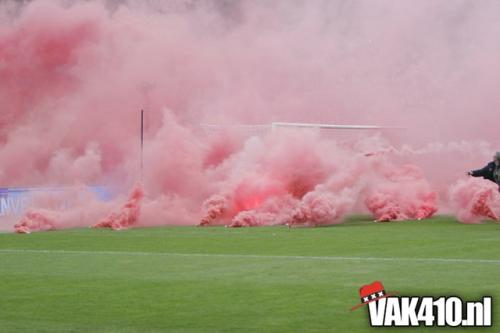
270 122 402 130
200 122 403 130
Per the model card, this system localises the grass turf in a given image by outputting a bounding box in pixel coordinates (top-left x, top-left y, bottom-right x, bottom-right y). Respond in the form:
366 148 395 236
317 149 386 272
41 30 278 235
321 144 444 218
0 216 500 332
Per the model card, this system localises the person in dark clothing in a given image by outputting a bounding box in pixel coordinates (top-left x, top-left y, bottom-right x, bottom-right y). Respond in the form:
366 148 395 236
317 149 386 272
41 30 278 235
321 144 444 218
467 151 500 187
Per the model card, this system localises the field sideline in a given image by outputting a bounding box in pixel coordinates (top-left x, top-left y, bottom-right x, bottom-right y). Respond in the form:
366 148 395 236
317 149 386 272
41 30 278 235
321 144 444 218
0 216 499 332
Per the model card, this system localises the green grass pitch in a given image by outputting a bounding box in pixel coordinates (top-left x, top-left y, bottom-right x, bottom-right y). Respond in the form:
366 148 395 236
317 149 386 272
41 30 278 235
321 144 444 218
1 216 500 332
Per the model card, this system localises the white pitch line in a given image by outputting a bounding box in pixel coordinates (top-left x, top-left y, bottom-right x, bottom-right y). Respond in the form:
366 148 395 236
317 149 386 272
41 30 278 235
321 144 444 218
0 248 499 264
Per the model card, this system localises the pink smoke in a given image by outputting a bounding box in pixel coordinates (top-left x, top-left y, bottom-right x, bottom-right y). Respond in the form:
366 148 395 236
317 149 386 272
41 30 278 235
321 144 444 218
290 189 355 227
92 183 144 230
12 187 119 233
15 210 56 234
1 1 500 231
200 194 228 226
199 134 438 227
364 165 437 222
449 177 499 223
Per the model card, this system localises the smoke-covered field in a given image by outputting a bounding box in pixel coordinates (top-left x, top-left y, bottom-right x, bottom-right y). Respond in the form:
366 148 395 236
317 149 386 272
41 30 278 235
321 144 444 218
1 0 500 331
1 217 500 333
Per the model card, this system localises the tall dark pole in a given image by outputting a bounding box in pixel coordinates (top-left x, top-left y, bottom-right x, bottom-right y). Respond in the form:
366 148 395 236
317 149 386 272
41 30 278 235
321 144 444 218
140 109 144 182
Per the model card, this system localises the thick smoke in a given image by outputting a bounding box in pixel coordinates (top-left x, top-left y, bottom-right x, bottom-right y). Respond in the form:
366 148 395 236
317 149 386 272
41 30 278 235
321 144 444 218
449 177 499 223
1 0 499 232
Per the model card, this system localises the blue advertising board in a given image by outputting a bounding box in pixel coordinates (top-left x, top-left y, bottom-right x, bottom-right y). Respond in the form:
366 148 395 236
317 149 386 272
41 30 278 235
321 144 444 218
0 186 115 219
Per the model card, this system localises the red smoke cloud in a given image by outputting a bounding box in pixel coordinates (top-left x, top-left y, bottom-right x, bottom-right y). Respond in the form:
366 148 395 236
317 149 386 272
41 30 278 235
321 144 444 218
92 183 144 230
449 178 499 223
1 0 499 231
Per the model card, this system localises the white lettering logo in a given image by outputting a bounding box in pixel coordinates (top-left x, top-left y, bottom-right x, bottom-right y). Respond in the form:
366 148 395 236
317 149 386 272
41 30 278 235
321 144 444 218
352 281 492 328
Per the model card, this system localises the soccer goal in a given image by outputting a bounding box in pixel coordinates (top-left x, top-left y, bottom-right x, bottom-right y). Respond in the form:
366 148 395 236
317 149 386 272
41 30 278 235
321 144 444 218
199 121 402 138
